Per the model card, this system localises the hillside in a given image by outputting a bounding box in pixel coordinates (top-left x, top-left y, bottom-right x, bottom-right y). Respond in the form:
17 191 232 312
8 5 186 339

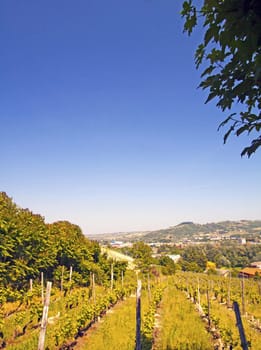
88 220 261 243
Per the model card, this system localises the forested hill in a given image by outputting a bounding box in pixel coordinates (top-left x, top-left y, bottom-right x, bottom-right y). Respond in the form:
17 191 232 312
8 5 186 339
142 220 261 242
91 220 261 243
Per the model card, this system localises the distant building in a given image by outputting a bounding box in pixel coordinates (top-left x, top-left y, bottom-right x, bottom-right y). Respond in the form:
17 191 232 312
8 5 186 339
216 269 230 277
167 254 181 263
239 267 261 278
250 261 261 269
110 240 132 248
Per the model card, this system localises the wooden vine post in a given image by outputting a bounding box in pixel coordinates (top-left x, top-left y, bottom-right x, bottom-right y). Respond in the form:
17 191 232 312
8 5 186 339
227 271 231 308
241 276 246 315
92 272 96 302
41 272 44 304
121 270 124 288
147 274 151 302
38 281 52 350
69 265 73 294
207 288 211 328
233 301 248 350
186 278 189 298
111 263 114 290
197 278 201 307
136 279 142 350
69 265 73 282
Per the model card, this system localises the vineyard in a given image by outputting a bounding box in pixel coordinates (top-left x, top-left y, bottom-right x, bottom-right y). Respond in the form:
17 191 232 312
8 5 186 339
1 192 261 349
0 271 260 349
0 272 137 350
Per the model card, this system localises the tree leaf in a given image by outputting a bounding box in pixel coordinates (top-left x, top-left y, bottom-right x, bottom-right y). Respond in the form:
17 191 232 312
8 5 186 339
181 0 261 156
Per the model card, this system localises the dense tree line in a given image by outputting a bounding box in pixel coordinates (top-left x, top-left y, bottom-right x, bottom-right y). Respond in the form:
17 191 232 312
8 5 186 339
156 242 261 272
125 242 176 276
120 240 261 275
0 192 126 296
179 243 261 272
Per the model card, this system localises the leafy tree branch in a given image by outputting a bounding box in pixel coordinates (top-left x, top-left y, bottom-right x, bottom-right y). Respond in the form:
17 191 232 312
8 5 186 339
181 0 261 156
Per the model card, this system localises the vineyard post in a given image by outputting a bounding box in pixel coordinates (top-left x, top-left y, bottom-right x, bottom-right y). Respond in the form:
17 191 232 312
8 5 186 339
111 263 114 290
61 265 64 292
197 278 201 307
147 273 151 302
69 266 73 294
233 301 248 350
121 270 124 288
38 281 52 350
207 287 211 328
41 272 44 304
29 278 33 292
241 276 245 315
227 271 231 308
136 270 139 282
136 279 142 350
69 265 73 282
92 272 96 302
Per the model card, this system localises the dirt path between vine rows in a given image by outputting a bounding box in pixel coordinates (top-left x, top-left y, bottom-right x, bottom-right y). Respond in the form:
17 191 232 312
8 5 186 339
71 295 136 350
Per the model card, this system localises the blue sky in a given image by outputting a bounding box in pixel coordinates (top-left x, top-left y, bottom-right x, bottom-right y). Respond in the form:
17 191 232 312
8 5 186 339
1 0 260 234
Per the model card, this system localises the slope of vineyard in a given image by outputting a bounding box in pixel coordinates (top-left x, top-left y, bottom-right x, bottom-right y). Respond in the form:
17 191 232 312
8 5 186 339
1 271 261 349
74 283 162 350
2 283 135 350
173 272 261 349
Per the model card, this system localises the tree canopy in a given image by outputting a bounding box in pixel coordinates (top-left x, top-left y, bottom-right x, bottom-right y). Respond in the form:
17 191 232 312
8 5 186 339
179 242 261 272
181 0 261 157
131 241 154 273
0 192 127 295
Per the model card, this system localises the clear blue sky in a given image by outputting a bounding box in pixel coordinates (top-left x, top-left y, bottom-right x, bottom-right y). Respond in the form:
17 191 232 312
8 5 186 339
1 0 260 234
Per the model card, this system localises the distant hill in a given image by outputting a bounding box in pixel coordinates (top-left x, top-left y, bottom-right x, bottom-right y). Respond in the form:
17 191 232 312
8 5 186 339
87 220 261 243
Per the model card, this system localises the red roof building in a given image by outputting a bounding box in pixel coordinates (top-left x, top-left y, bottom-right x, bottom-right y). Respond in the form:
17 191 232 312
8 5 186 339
239 267 261 278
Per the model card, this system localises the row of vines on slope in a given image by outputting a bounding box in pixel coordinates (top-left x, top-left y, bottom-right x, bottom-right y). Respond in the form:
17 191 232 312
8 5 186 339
172 272 261 349
1 275 137 350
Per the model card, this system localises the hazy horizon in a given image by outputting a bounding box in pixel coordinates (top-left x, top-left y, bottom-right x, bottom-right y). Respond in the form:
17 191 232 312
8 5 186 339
85 217 261 236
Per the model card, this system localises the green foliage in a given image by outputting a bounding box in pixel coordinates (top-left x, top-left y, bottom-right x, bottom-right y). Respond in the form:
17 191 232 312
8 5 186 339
181 0 261 156
0 192 127 293
173 272 261 349
180 243 261 271
180 246 208 272
131 242 154 273
2 272 261 349
78 293 138 350
205 243 261 268
0 279 136 349
143 286 163 343
159 256 177 275
0 192 55 289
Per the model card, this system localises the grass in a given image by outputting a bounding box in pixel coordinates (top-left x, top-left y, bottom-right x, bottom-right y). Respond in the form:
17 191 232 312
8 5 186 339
78 298 136 350
153 282 213 350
